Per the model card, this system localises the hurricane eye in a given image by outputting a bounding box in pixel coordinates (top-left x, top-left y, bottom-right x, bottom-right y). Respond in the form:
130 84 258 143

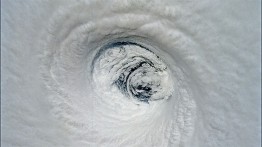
92 39 174 103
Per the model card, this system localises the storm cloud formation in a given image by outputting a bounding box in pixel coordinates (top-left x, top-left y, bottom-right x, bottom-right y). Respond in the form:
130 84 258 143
1 0 261 147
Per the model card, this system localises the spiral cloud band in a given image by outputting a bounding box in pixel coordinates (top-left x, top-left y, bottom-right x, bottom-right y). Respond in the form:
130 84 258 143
2 0 260 147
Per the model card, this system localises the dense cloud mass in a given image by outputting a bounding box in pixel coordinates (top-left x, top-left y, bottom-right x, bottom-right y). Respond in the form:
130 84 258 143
1 0 261 147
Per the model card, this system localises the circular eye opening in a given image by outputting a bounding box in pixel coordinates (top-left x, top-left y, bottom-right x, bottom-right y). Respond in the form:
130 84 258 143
92 39 174 103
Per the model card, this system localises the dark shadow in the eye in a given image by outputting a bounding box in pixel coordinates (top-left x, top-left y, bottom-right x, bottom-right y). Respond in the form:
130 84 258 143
131 84 153 103
113 61 149 96
113 59 156 103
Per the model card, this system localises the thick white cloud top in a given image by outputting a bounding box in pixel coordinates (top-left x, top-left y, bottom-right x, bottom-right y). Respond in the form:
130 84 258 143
1 0 261 147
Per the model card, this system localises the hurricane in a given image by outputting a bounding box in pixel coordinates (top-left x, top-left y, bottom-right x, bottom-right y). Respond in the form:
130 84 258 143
1 0 261 147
